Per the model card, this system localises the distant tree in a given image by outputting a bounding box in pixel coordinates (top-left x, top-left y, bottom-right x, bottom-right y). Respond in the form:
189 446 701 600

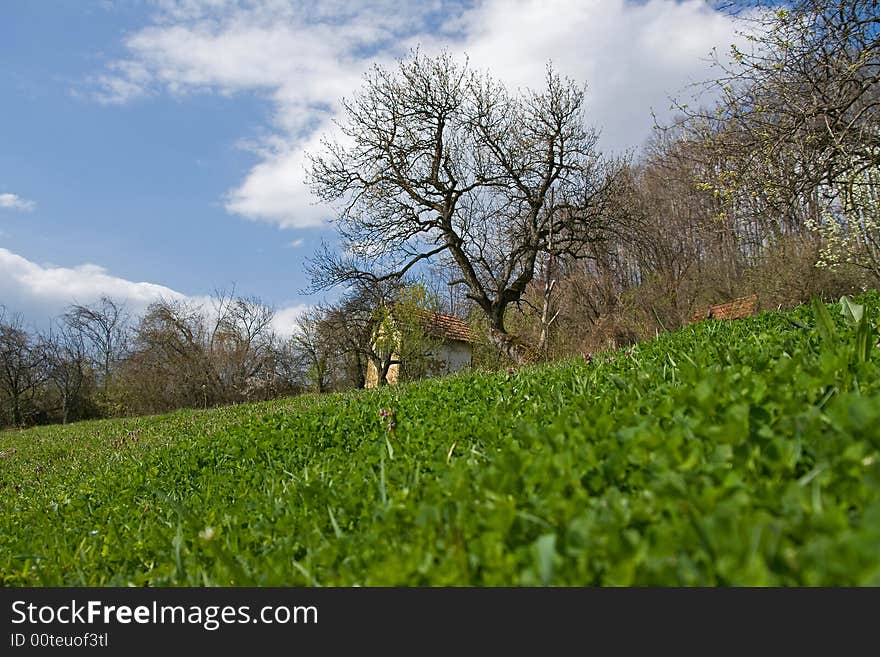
119 293 281 413
307 51 620 361
0 309 48 426
62 296 129 392
318 297 372 390
44 321 95 424
289 307 336 393
121 298 216 412
211 292 278 400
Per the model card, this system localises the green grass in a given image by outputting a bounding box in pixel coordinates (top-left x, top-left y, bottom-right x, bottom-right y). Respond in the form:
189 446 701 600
2 294 880 585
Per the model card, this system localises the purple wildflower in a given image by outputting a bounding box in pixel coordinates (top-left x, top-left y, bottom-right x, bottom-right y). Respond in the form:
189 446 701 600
379 407 396 432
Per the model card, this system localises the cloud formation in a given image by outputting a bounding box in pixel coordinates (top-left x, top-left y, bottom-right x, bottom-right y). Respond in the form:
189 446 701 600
0 193 36 212
0 247 185 325
94 0 747 231
271 303 309 338
0 247 305 337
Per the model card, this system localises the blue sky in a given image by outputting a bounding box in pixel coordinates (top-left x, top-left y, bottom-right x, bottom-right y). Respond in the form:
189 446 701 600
0 0 749 335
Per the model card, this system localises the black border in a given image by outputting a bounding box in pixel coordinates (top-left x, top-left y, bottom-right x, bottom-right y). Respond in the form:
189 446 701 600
1 587 876 652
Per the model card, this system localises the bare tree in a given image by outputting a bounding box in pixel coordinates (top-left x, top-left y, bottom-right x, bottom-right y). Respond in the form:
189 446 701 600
307 51 618 361
305 280 444 388
44 321 94 424
0 309 48 426
317 282 399 388
62 296 129 391
124 298 217 412
715 0 878 185
289 307 336 393
120 293 282 412
213 293 278 400
318 297 372 390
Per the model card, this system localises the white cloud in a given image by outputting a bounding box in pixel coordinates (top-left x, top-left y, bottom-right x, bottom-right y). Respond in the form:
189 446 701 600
223 134 329 228
270 303 309 338
0 193 36 212
0 247 185 325
95 0 748 230
287 238 304 248
0 247 309 337
444 0 744 153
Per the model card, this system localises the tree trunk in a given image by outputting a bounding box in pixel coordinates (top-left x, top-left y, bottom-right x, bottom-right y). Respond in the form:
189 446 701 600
379 357 394 386
485 303 531 364
312 358 327 394
11 394 22 427
536 277 558 359
487 327 531 364
368 356 390 387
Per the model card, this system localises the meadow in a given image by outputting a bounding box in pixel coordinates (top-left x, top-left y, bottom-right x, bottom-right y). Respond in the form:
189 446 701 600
1 295 879 585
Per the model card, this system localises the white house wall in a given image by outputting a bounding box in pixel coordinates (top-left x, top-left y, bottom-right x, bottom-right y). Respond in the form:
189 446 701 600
433 340 472 375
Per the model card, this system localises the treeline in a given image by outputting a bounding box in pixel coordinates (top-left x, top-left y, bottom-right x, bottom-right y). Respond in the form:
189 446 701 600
0 284 452 428
0 295 297 428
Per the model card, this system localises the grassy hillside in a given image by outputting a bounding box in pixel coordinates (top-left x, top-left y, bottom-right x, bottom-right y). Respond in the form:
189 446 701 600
2 295 879 586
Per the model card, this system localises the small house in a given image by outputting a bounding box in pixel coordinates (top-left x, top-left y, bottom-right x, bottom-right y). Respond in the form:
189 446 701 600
365 310 474 388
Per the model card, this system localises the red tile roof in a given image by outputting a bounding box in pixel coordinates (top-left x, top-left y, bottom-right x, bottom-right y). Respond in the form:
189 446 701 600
412 309 474 343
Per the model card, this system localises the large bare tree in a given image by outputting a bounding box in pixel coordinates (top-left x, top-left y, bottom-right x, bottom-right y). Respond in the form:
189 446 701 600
307 51 617 361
